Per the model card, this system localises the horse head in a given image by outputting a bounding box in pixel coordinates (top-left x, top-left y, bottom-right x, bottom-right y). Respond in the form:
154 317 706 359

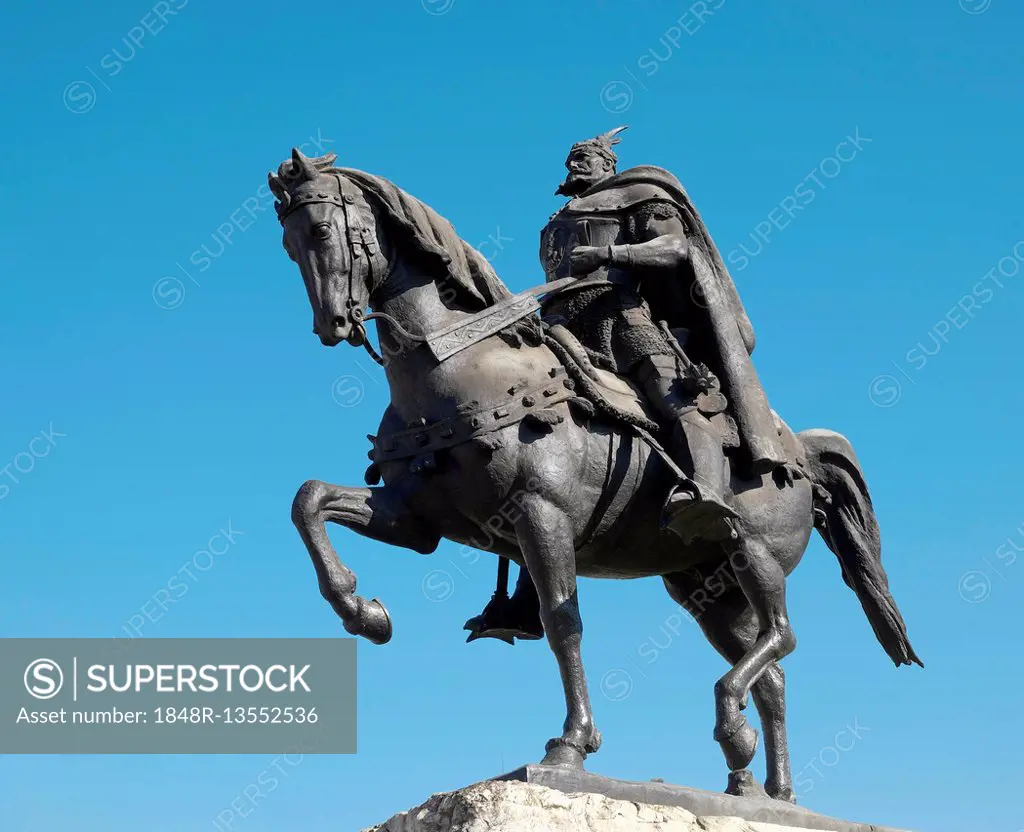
270 148 387 347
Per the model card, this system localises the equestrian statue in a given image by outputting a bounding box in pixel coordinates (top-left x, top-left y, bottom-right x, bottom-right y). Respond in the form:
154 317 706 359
268 130 921 803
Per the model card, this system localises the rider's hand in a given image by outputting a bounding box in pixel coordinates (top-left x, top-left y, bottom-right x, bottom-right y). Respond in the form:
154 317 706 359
568 245 609 275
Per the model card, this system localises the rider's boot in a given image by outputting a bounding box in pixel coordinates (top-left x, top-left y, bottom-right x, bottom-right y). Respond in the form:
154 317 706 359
663 409 738 544
464 561 544 644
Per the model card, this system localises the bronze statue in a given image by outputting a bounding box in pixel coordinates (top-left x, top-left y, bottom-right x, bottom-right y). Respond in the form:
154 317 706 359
270 138 921 804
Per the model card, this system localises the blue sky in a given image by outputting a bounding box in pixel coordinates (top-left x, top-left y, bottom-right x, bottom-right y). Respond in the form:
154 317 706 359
1 1 1022 830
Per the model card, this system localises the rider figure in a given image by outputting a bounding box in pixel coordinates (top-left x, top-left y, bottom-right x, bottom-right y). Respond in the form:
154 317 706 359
544 127 786 528
466 127 787 642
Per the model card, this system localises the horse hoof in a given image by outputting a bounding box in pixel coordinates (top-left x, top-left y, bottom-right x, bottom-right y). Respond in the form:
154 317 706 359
715 716 758 770
540 737 587 769
766 783 796 804
726 769 767 799
344 596 393 645
585 727 603 755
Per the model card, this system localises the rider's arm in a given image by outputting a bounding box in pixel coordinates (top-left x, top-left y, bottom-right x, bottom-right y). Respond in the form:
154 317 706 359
607 202 688 270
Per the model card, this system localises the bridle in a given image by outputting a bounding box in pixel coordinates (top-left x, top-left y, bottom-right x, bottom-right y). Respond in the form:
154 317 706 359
278 171 413 364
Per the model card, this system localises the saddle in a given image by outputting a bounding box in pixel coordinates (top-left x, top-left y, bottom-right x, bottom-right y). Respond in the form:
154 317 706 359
544 323 659 430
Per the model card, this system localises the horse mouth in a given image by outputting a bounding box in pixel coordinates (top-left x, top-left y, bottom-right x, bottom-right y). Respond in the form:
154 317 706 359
317 320 364 348
317 320 347 346
316 316 353 347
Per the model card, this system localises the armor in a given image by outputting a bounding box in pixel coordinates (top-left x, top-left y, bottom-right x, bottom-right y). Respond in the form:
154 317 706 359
540 198 679 373
542 211 627 285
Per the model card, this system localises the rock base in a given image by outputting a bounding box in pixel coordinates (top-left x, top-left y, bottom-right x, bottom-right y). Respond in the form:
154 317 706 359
364 776 909 832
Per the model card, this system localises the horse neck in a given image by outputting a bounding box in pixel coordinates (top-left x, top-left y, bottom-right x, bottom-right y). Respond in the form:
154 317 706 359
370 256 470 395
375 257 462 333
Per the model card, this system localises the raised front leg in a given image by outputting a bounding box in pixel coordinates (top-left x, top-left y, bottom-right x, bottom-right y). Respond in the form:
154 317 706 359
513 493 600 769
291 480 441 643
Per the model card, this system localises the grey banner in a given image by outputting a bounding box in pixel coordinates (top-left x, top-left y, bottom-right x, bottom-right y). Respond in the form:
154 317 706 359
1 638 356 753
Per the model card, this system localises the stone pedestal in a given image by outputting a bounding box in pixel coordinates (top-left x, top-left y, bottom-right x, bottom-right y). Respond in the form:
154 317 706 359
364 767 910 832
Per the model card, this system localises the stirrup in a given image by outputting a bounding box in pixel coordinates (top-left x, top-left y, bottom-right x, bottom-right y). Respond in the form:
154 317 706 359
664 485 738 544
463 591 544 645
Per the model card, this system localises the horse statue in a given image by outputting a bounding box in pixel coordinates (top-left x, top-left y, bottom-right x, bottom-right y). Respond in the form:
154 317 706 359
269 147 921 802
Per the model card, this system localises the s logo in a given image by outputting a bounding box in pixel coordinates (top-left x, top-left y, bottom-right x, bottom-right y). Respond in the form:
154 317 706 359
24 658 64 700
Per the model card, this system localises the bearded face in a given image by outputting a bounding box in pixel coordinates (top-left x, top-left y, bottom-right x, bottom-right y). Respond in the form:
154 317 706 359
557 148 615 196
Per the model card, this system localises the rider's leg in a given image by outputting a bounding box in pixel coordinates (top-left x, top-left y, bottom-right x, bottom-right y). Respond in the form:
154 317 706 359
633 354 735 540
671 408 737 535
508 562 541 621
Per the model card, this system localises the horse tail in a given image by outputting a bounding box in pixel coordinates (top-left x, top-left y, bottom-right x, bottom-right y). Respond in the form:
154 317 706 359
798 429 923 668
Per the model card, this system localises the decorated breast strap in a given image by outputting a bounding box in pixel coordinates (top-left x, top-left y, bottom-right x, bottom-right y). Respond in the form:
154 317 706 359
371 368 575 463
424 276 578 362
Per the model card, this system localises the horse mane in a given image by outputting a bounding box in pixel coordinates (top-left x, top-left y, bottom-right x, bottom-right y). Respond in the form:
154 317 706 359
335 168 512 310
268 151 512 311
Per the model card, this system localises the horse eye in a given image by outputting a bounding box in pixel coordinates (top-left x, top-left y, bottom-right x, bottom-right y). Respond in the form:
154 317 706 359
313 222 332 240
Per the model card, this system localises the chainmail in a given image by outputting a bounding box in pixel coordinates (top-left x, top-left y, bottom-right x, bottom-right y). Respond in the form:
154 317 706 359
626 200 684 238
545 284 675 374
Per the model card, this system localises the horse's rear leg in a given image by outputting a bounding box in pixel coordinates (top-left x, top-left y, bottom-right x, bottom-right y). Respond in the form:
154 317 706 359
513 492 600 769
291 480 441 643
665 573 793 802
709 539 797 787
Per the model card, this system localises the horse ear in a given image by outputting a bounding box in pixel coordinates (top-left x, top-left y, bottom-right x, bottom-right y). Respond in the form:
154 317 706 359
267 171 287 201
291 147 319 181
268 172 290 218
